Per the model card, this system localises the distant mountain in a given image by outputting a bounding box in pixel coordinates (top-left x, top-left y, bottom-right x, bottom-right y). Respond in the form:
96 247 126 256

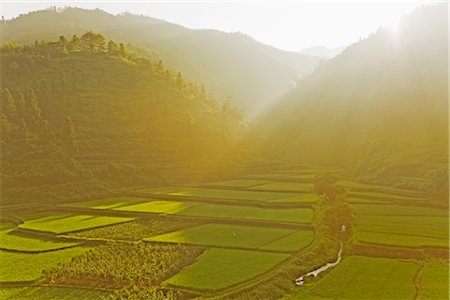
299 45 346 58
1 7 322 115
259 4 448 179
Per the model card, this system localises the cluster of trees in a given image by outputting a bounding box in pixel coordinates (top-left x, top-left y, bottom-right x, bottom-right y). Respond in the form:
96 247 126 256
43 243 203 299
1 88 78 154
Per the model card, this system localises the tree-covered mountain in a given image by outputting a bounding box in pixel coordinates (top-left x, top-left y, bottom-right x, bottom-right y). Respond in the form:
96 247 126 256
1 7 322 114
0 33 250 204
258 4 448 199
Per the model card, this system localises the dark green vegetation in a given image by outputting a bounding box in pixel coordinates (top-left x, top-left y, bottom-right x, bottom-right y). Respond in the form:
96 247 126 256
43 243 203 298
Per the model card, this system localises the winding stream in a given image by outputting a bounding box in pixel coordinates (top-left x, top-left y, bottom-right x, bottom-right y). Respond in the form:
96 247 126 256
295 241 343 286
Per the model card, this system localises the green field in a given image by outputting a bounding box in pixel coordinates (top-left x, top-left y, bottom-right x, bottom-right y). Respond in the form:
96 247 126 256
336 180 423 196
245 173 318 182
348 191 425 202
18 214 134 234
286 256 420 299
165 248 289 290
0 229 80 252
250 181 314 193
355 231 448 248
418 262 450 299
356 223 448 240
353 204 448 217
0 287 109 299
0 247 90 282
204 179 269 188
356 215 448 228
145 224 313 252
136 186 317 203
115 200 314 224
61 196 146 209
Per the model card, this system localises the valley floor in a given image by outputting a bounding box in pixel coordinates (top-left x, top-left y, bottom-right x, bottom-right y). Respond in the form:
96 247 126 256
0 167 448 299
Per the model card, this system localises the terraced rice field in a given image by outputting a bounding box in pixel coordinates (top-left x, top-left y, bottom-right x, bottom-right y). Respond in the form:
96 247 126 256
18 214 134 234
204 179 269 188
0 247 90 282
250 182 314 193
114 200 314 224
353 204 448 217
418 262 450 299
336 180 423 196
165 248 289 290
0 287 109 299
354 204 449 248
355 231 448 248
348 191 425 202
0 229 80 252
61 196 145 209
145 224 314 252
136 187 319 204
285 256 420 299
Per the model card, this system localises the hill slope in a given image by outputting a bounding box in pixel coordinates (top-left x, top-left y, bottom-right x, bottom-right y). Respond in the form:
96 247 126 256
0 33 247 204
1 7 322 114
259 4 447 181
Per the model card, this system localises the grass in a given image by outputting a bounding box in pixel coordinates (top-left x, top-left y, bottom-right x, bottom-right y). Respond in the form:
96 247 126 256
204 179 269 188
0 247 90 282
164 248 289 290
0 229 80 252
18 214 134 234
61 196 146 209
136 186 316 203
418 262 449 299
115 200 314 224
355 231 448 248
294 256 420 299
0 287 109 299
145 224 313 252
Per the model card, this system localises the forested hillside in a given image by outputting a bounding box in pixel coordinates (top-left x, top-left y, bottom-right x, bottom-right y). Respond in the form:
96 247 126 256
0 32 251 204
258 4 448 203
1 7 322 114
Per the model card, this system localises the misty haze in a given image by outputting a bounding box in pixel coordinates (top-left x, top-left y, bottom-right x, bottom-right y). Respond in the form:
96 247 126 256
0 2 448 300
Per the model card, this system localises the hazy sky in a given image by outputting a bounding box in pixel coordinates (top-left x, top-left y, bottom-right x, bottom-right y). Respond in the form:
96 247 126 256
1 1 433 51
